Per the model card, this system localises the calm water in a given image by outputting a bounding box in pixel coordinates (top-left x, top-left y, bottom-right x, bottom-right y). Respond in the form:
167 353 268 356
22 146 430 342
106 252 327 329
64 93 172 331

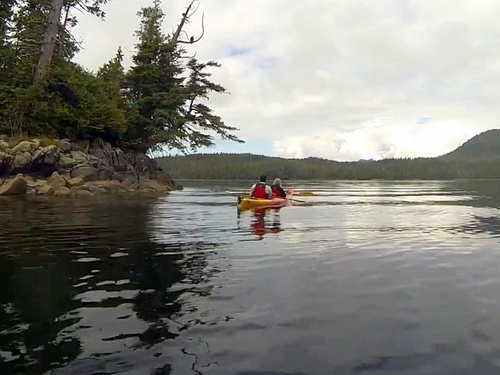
2 180 500 375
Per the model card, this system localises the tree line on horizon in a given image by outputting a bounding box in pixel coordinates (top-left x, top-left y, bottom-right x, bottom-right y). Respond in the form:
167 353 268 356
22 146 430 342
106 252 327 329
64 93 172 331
0 0 241 153
157 153 500 180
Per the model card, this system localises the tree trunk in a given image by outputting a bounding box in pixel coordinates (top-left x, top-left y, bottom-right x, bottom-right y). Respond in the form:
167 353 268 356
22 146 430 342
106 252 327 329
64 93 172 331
171 1 194 44
34 0 64 83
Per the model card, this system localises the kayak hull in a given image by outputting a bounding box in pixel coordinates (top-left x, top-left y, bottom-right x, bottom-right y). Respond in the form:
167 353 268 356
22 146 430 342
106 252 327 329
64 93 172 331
237 196 289 211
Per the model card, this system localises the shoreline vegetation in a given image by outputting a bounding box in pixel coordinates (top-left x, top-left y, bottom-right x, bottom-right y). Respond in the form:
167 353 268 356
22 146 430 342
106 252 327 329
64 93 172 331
158 129 500 180
0 0 242 197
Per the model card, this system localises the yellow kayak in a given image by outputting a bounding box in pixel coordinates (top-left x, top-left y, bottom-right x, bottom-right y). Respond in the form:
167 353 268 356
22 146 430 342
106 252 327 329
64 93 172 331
237 196 290 211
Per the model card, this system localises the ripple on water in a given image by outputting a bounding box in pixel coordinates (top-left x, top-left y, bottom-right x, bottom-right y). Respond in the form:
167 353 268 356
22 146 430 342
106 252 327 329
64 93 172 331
1 182 500 374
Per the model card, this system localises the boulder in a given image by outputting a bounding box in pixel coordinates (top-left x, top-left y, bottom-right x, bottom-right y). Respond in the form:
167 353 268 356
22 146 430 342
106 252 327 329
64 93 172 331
32 145 59 166
0 140 9 152
121 178 133 187
74 189 94 198
59 155 79 169
47 171 67 189
37 184 54 195
54 187 71 196
71 165 98 182
11 152 31 172
111 172 124 182
98 167 114 181
0 151 12 174
25 176 35 186
88 184 107 195
31 139 40 149
0 175 27 195
70 151 88 164
140 179 169 192
67 177 84 188
59 139 71 152
11 141 34 154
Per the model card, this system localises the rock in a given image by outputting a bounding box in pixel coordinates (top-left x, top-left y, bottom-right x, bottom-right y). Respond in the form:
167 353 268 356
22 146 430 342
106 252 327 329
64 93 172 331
54 187 71 196
25 176 35 185
0 140 9 152
74 189 94 198
60 139 71 152
88 184 107 195
111 172 124 182
31 139 40 149
11 152 31 172
121 178 133 187
70 151 88 164
0 175 27 195
156 171 171 184
37 184 54 195
0 151 12 174
140 188 156 193
71 165 98 182
11 141 34 154
67 177 84 188
47 171 67 189
98 167 114 180
59 155 78 169
32 145 59 166
140 179 169 192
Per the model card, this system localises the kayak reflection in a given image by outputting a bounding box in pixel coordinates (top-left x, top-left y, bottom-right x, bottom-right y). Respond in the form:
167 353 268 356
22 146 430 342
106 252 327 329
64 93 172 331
238 207 282 239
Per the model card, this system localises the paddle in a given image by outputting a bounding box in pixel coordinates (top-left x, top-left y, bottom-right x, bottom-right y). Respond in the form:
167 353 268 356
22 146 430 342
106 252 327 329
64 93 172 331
229 191 314 197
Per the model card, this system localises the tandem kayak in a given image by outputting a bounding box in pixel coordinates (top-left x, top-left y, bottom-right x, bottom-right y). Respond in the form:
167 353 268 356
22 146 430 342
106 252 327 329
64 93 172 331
237 195 291 211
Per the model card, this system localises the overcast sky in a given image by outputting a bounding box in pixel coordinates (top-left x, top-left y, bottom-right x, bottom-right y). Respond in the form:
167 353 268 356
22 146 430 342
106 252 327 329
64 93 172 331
72 0 500 161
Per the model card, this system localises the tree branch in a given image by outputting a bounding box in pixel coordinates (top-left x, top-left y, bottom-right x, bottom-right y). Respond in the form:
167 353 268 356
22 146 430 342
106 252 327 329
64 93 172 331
177 13 204 44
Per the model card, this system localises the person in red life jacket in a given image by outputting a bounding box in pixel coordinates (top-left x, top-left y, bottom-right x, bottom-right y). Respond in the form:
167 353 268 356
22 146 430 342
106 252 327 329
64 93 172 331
250 175 272 199
271 178 287 198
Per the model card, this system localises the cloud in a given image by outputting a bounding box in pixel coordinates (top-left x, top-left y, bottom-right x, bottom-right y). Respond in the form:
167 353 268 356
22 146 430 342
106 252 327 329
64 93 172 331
274 117 484 161
72 0 500 160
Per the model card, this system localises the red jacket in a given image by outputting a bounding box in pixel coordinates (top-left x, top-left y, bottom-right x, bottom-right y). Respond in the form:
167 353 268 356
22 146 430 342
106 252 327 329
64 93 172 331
252 182 268 198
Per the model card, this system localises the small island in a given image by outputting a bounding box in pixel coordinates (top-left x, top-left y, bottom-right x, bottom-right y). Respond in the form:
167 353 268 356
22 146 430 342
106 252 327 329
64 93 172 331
0 0 241 197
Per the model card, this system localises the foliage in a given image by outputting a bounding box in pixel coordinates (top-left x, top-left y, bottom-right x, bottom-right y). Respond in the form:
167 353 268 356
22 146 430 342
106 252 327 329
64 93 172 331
0 0 240 153
123 0 242 152
7 135 60 148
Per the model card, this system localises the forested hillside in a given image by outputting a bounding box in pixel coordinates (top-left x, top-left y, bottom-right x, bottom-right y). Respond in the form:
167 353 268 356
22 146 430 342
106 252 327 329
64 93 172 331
157 129 500 180
439 129 500 161
0 0 240 152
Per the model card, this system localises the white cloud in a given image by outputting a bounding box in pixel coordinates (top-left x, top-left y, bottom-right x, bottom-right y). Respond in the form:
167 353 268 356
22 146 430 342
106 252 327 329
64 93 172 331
72 0 500 160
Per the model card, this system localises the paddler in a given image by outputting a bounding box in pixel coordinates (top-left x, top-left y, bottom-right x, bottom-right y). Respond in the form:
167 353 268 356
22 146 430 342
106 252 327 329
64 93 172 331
250 175 272 199
271 178 287 198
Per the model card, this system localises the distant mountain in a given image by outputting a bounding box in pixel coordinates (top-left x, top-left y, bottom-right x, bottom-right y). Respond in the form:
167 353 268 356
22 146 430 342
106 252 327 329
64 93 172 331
439 129 500 161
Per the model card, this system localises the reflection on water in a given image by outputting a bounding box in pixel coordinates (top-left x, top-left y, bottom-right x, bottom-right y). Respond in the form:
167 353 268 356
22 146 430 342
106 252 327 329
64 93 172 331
1 180 500 374
238 207 282 240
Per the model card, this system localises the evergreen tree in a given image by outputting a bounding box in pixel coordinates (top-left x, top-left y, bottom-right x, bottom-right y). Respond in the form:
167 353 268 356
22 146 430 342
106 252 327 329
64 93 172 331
124 0 185 151
125 0 242 153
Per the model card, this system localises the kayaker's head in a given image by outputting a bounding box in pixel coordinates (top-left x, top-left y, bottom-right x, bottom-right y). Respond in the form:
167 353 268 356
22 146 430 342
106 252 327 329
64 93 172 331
273 178 282 187
260 175 267 183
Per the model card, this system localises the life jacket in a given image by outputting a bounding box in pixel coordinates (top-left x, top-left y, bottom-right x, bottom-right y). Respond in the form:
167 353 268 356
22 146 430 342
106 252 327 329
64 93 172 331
271 185 285 198
252 182 268 199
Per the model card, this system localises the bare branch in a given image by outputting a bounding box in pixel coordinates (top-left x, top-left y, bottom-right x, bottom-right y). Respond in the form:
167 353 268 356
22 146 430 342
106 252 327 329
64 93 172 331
171 0 195 44
177 13 204 44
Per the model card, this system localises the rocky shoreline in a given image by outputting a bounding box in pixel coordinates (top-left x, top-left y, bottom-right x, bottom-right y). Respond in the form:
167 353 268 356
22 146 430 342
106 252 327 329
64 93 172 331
0 137 180 197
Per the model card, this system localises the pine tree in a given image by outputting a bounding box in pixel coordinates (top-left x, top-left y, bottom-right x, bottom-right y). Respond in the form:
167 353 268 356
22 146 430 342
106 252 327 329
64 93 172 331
125 0 242 153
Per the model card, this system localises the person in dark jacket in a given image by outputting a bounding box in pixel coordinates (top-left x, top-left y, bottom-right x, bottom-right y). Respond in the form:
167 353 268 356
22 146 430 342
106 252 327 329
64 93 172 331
271 178 287 198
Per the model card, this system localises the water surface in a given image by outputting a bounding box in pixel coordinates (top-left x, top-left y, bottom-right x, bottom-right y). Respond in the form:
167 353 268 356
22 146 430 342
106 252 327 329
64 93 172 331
2 180 500 374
